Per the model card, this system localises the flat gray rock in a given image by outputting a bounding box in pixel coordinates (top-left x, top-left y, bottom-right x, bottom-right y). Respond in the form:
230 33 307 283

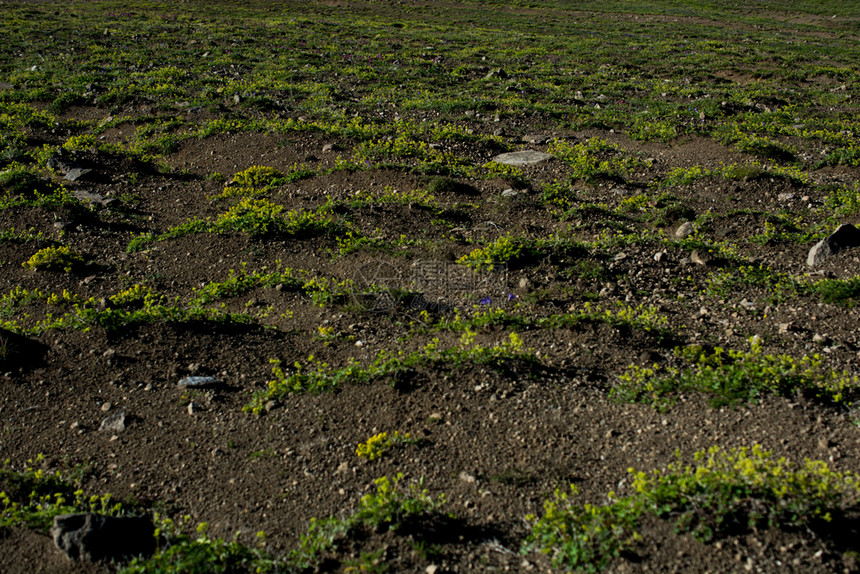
491 150 553 166
99 410 126 432
523 134 549 144
73 190 110 206
807 223 860 266
178 375 221 388
64 168 93 182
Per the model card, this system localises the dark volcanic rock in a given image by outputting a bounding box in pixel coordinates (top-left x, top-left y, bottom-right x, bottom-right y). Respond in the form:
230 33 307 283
807 223 860 266
51 513 155 562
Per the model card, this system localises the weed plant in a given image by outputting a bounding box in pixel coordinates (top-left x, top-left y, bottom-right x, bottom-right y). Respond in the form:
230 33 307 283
1 455 123 532
612 339 858 409
524 445 860 572
356 431 415 461
21 246 86 273
247 332 534 412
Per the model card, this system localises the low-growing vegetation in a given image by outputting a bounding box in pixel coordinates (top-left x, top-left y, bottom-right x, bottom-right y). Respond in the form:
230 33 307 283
1 0 859 571
525 445 860 572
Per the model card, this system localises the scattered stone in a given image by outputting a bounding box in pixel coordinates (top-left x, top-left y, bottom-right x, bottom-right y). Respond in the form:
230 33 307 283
674 221 694 238
321 143 340 152
72 190 112 206
459 471 476 484
100 402 112 412
518 277 532 290
53 221 73 230
187 402 202 415
812 333 828 345
64 167 93 182
605 429 618 439
739 299 756 311
485 68 507 79
807 224 860 266
613 252 628 262
52 513 155 563
177 375 221 388
490 150 553 166
599 283 616 297
522 134 549 144
46 153 80 174
501 188 518 197
690 250 713 266
777 192 795 202
99 410 126 433
778 322 794 334
426 565 439 574
653 250 668 263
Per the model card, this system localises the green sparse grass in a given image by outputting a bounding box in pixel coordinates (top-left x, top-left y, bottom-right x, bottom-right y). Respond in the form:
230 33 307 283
612 339 858 409
815 277 860 307
548 138 641 184
246 332 535 412
704 262 811 303
122 473 444 573
1 455 123 532
128 198 343 250
524 445 860 572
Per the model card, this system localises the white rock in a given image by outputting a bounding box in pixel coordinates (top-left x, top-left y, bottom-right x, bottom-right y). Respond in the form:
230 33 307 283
675 221 694 238
491 150 553 166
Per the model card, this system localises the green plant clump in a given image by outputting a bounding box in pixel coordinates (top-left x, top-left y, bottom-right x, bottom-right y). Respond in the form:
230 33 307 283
816 277 860 307
291 473 445 569
612 338 857 409
1 455 122 532
457 235 540 271
247 332 534 412
524 445 860 572
356 431 414 461
21 246 86 272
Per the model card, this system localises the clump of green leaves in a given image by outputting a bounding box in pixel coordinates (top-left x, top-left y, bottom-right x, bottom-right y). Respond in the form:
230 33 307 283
356 431 414 461
662 161 809 187
524 445 860 572
816 277 860 307
1 455 122 532
291 474 445 570
247 332 534 412
122 519 280 574
704 262 808 303
0 163 45 195
138 198 343 247
457 235 539 271
221 164 315 198
22 246 86 272
612 338 857 409
548 138 641 183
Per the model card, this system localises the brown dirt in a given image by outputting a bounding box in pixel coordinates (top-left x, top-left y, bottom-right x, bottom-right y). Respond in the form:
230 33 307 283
2 102 860 574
